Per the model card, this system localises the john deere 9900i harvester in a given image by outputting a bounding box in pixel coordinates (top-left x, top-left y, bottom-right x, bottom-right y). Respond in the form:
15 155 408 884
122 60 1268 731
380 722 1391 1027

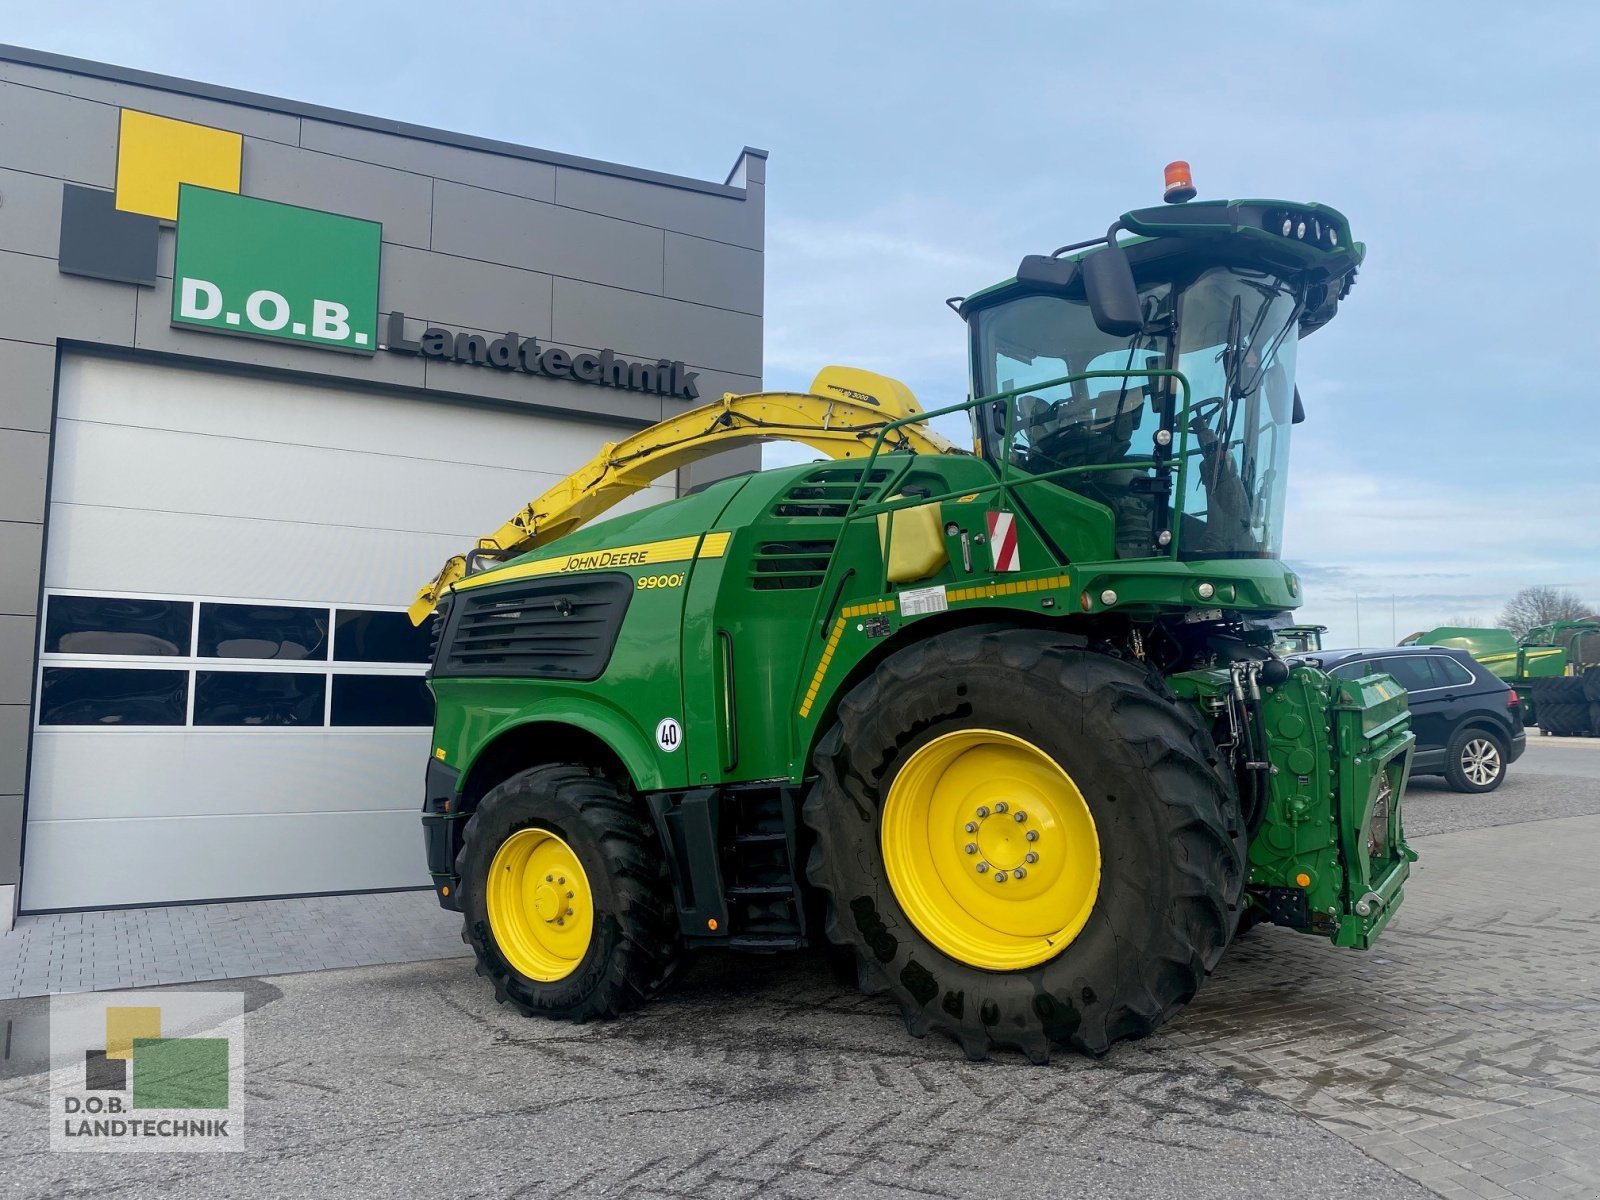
412 171 1415 1060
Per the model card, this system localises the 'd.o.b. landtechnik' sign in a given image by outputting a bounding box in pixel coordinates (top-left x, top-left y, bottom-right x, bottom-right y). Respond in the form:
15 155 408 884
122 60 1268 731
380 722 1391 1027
171 185 380 354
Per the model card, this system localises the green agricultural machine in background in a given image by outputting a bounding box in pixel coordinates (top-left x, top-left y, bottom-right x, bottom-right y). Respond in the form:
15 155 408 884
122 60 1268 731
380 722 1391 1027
411 172 1416 1060
1405 621 1600 734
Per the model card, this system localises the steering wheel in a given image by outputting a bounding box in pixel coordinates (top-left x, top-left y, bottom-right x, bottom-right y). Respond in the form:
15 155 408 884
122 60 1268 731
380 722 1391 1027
1187 396 1228 442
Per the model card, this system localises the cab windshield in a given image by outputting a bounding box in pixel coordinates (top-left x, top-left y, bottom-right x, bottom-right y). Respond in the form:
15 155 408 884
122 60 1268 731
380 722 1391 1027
971 265 1302 561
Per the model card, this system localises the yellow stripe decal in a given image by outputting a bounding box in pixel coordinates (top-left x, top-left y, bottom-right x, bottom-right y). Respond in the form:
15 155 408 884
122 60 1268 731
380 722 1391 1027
797 578 1071 719
457 531 734 592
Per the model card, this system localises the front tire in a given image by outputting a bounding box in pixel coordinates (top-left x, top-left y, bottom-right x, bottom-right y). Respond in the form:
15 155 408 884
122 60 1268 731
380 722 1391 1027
457 764 681 1021
1443 726 1506 793
803 627 1244 1061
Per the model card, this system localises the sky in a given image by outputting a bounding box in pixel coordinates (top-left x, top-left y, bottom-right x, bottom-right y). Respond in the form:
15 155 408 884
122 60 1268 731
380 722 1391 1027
6 1 1595 647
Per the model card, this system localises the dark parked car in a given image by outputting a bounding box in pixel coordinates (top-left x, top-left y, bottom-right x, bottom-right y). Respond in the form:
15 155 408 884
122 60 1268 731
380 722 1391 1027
1296 646 1526 793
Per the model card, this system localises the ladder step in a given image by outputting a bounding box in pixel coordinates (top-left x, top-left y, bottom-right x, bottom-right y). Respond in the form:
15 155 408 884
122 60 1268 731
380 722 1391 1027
733 831 787 845
727 883 794 899
727 934 804 951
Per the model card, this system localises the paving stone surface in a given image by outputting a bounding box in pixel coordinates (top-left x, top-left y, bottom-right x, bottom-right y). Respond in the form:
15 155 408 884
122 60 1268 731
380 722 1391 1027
0 890 468 1000
0 741 1595 1198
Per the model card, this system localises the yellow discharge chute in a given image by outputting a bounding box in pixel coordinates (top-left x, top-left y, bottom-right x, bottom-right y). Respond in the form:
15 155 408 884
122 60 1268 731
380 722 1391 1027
409 366 959 624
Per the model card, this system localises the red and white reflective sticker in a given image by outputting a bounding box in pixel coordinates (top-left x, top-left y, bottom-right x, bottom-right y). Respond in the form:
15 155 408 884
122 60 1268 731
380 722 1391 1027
987 510 1020 572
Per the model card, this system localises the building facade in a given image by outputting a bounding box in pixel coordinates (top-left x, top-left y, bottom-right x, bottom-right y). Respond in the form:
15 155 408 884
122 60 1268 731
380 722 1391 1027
0 44 765 925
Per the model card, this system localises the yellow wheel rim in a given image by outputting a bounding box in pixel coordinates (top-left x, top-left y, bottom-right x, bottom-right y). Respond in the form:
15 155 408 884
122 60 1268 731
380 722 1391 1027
881 729 1101 971
484 827 595 982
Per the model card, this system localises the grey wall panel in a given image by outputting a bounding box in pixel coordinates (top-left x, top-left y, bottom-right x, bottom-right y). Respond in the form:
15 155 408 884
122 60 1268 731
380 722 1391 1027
0 795 17 885
555 166 762 250
664 231 763 315
0 78 118 186
0 428 47 521
0 521 41 616
0 249 135 346
432 180 665 295
553 278 762 379
0 60 300 144
0 704 24 792
156 226 174 278
419 333 666 427
380 245 553 338
28 731 431 822
132 280 428 391
299 118 557 202
20 808 427 909
0 166 64 258
0 615 32 704
0 339 57 433
241 137 433 249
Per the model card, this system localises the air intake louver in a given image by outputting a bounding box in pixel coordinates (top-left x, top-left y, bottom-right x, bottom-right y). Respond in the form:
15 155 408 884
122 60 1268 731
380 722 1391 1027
437 573 633 681
770 466 890 518
751 540 837 590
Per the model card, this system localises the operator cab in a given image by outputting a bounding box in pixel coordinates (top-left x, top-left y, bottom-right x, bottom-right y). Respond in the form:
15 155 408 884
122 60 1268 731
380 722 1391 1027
959 173 1361 565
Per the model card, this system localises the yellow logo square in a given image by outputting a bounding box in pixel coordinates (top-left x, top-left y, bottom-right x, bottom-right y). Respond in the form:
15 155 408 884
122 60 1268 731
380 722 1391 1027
105 1005 162 1062
115 110 242 221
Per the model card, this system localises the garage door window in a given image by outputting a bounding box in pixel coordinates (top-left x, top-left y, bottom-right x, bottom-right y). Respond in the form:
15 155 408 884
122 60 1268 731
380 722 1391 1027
38 666 189 725
331 675 433 726
43 595 191 656
194 670 327 726
332 609 430 663
38 593 431 729
199 603 328 660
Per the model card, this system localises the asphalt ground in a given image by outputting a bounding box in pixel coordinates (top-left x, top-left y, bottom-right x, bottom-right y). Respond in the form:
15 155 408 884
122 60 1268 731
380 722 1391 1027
1 737 1596 1200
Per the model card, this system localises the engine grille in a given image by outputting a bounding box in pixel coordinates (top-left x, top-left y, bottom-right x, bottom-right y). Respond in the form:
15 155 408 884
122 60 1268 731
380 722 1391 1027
769 466 890 518
435 573 633 681
750 540 837 591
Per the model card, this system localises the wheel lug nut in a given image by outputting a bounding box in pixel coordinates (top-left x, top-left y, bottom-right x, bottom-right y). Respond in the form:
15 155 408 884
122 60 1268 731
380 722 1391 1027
1026 851 1039 863
1025 830 1039 842
566 907 574 916
994 801 1008 814
1014 811 1027 823
976 806 990 818
994 871 1007 883
965 822 978 833
976 861 989 873
1013 868 1027 880
558 877 566 885
964 842 978 855
556 917 565 925
566 890 574 898
546 874 554 882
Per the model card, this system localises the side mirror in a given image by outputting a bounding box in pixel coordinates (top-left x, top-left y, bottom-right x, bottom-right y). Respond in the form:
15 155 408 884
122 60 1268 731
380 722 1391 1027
1082 240 1142 337
1292 387 1306 424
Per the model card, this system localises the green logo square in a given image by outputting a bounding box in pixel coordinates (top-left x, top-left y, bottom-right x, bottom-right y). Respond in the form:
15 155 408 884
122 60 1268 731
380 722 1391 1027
171 184 380 354
131 1038 230 1110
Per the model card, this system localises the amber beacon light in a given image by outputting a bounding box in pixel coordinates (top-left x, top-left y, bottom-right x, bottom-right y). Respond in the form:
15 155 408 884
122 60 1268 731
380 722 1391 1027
1163 160 1197 203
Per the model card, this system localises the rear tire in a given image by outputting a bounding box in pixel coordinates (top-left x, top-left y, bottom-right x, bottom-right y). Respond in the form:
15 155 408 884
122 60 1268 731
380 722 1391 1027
1583 668 1600 704
457 764 681 1021
803 627 1244 1061
1538 702 1589 736
1443 726 1506 793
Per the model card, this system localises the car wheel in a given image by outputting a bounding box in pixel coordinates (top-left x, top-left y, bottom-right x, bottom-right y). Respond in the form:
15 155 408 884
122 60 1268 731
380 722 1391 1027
1444 727 1506 793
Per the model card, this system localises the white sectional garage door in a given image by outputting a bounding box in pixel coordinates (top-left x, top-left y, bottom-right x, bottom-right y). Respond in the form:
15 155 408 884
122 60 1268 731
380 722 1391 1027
21 355 671 911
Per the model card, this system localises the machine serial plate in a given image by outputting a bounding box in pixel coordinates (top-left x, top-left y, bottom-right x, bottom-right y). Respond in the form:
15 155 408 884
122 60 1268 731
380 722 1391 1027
898 586 949 617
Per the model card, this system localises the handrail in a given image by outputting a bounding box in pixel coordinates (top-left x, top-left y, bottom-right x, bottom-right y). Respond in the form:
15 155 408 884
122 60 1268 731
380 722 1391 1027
839 368 1194 594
